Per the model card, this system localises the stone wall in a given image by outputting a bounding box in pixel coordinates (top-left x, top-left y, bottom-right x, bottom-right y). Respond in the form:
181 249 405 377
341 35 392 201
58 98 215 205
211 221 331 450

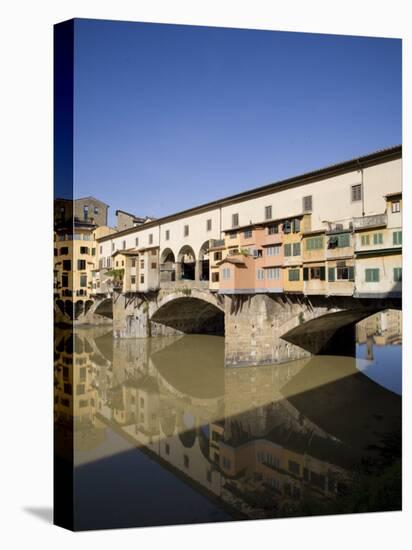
224 294 340 367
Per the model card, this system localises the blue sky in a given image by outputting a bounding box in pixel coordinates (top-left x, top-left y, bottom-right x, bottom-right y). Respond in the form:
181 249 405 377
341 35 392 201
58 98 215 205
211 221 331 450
73 19 401 226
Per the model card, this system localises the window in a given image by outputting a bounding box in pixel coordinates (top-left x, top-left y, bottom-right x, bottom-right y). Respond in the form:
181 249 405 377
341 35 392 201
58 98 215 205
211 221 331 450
80 274 87 287
393 267 402 282
310 267 322 279
131 276 136 285
292 218 301 233
335 233 350 248
232 213 239 228
112 242 115 252
214 251 222 261
60 247 69 255
165 229 170 240
99 245 102 254
122 240 126 249
151 263 157 269
222 267 231 280
77 384 85 395
393 231 402 245
328 267 335 282
289 460 300 475
80 246 89 254
288 269 300 281
337 265 354 280
266 245 280 256
62 260 71 271
365 268 380 282
149 233 153 245
257 269 264 280
265 205 272 220
135 237 139 247
165 443 170 455
229 232 237 239
293 242 301 256
212 272 220 283
184 225 189 237
392 200 401 213
303 195 313 212
62 274 69 288
140 275 144 284
64 383 72 395
94 206 99 215
306 236 324 250
151 249 156 255
140 260 144 268
351 184 362 202
244 229 252 239
131 259 136 267
83 205 89 219
184 455 189 468
267 267 280 280
267 224 278 235
77 259 86 270
373 233 383 245
361 234 370 246
284 243 292 256
206 219 212 231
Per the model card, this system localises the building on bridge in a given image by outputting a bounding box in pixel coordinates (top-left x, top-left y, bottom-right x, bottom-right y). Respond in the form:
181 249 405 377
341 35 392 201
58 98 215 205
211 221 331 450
94 145 401 302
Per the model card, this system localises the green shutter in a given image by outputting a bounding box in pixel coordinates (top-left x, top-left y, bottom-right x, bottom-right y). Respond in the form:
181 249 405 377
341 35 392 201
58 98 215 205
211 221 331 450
319 266 325 281
284 244 291 256
328 267 335 282
303 268 309 281
348 266 355 281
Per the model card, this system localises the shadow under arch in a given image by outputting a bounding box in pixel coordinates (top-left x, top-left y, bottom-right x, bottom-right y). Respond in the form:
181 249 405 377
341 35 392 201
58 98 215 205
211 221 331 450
281 308 385 356
94 298 113 319
151 296 224 335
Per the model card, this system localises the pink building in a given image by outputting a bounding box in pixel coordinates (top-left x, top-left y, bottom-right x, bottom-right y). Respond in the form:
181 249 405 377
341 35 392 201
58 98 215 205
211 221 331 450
219 224 284 294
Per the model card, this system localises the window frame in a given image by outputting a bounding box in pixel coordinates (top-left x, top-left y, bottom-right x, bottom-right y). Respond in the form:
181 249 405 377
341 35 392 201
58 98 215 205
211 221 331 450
302 195 313 212
351 183 362 202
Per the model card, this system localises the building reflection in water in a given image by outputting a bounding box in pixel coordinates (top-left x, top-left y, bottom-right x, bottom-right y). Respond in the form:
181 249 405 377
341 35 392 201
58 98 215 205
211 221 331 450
54 310 402 529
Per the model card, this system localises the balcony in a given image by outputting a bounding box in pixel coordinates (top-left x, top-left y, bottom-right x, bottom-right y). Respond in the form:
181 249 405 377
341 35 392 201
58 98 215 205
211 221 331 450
209 239 225 249
352 213 387 230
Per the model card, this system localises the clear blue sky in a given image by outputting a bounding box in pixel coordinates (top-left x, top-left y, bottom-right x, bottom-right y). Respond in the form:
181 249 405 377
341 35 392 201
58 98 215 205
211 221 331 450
73 19 401 226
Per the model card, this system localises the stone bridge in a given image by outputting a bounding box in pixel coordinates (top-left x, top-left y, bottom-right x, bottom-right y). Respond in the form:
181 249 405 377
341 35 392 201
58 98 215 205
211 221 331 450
107 286 401 367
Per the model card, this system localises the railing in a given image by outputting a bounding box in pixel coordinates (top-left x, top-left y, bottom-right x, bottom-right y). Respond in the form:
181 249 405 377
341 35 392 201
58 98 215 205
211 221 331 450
209 239 225 248
160 262 176 271
352 213 387 230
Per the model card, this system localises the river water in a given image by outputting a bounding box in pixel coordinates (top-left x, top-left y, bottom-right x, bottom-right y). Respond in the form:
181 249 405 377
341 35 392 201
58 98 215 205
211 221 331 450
54 310 402 530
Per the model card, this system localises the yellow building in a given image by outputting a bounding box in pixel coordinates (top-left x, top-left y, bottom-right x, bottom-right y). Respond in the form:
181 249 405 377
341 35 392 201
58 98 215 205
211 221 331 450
54 220 97 320
282 216 304 293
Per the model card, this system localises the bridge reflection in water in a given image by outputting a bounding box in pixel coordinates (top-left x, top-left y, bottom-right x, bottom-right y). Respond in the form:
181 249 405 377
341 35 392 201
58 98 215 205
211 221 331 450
54 310 401 530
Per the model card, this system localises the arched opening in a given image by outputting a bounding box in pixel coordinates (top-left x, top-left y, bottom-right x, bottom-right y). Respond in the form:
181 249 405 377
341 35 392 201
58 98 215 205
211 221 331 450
94 298 113 319
177 245 196 281
151 296 224 335
198 241 210 282
160 248 176 283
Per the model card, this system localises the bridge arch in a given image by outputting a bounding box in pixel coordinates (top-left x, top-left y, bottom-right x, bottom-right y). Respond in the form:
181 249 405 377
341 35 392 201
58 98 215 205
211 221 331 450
151 290 224 335
281 307 387 356
94 297 113 319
